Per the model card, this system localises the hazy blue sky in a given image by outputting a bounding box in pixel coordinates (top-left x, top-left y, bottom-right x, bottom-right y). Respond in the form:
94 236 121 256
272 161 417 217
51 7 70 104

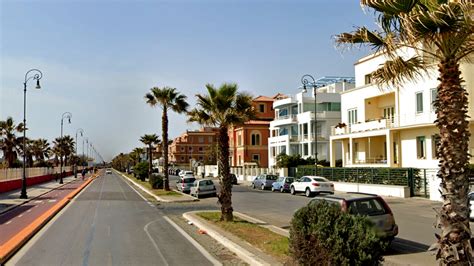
1 0 374 161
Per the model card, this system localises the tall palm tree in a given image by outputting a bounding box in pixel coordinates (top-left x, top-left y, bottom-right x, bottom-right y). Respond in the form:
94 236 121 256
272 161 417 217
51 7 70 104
130 147 144 165
145 87 189 190
17 138 34 167
140 134 160 179
336 1 473 264
0 117 24 167
188 83 255 221
52 135 75 168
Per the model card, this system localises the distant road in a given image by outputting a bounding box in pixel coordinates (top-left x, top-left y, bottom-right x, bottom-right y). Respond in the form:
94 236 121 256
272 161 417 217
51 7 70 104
7 172 215 266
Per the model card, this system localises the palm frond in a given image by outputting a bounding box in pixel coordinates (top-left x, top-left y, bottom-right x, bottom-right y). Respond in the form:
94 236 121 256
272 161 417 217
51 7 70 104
371 56 429 86
336 27 393 53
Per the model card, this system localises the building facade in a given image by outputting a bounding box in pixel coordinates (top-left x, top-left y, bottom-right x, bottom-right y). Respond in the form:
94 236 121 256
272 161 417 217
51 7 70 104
168 127 219 166
268 78 354 167
329 48 474 168
228 95 283 168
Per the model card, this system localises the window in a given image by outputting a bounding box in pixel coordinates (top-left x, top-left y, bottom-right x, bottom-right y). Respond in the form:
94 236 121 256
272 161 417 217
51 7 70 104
416 136 426 159
348 109 358 124
198 136 204 143
238 134 242 146
416 92 423 113
259 104 265 113
208 136 213 143
251 133 261 146
432 134 440 159
303 143 308 156
189 147 193 152
180 156 185 161
279 128 288 136
198 147 203 152
278 108 288 117
180 147 185 152
431 88 438 111
364 74 372 85
199 156 203 161
252 154 260 162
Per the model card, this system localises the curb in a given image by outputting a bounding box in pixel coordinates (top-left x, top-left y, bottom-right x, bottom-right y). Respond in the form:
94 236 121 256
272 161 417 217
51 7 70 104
0 175 97 264
0 177 77 215
117 171 198 203
183 211 272 266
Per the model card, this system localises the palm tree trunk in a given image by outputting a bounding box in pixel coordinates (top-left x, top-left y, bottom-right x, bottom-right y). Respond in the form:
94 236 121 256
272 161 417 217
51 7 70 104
217 125 233 222
163 108 170 191
435 58 473 264
148 144 153 179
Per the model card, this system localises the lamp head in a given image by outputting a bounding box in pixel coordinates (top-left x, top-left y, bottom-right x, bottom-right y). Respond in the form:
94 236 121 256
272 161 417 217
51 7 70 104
35 79 41 89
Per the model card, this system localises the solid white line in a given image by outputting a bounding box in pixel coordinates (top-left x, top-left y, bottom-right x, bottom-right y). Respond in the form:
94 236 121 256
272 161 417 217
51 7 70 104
121 175 151 204
6 221 12 225
144 220 169 266
163 216 222 266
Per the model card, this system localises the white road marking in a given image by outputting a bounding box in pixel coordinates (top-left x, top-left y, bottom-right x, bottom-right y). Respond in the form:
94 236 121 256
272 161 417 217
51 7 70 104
144 220 169 266
18 214 23 218
26 209 32 213
48 200 57 203
35 201 42 203
163 216 222 266
6 221 12 225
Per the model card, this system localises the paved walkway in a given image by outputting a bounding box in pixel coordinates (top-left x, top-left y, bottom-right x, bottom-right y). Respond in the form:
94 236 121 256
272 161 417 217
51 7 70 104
0 176 78 214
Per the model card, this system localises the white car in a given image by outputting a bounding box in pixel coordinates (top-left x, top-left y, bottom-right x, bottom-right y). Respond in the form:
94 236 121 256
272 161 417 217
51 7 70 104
469 192 474 220
179 171 194 177
105 169 112 174
290 176 334 197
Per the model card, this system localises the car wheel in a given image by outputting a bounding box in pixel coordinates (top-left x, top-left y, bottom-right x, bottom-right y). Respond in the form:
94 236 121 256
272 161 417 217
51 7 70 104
196 194 200 199
280 187 285 193
252 183 256 189
305 188 312 197
261 184 265 190
290 186 296 195
271 186 275 192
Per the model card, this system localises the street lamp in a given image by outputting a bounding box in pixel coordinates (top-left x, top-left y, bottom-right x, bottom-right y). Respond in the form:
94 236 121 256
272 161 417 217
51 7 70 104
301 74 321 173
59 112 72 184
85 138 88 167
74 128 84 178
20 69 43 199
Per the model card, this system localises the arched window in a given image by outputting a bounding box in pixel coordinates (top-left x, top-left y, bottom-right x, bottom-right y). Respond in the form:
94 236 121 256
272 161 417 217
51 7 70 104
251 131 261 146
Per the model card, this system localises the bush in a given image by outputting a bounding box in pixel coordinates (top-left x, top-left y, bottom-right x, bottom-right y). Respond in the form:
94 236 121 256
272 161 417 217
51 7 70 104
289 201 387 266
149 174 163 189
134 161 149 181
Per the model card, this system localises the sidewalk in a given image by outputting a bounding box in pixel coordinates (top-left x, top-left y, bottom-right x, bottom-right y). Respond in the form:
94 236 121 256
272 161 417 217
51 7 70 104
0 174 96 264
0 175 78 214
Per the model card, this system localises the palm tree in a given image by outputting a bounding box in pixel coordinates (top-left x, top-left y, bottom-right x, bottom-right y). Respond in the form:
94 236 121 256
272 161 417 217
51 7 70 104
0 117 24 167
17 138 34 167
336 1 473 264
140 134 160 179
130 147 144 166
145 87 189 190
188 83 255 221
52 135 75 168
31 138 51 165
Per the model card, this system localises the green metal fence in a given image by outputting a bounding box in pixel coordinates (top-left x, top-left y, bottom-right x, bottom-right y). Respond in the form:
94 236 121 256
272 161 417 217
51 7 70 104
295 166 431 198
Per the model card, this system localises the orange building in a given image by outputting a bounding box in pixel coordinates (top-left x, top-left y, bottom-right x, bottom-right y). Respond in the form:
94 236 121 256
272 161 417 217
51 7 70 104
228 94 286 168
168 127 219 166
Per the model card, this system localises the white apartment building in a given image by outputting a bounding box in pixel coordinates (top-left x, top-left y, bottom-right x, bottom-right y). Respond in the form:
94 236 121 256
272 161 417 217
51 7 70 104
329 49 474 168
268 77 355 167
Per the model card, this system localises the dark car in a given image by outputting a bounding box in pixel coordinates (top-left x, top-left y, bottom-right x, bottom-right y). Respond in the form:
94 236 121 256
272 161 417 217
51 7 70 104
251 174 278 190
230 174 238 185
309 192 398 241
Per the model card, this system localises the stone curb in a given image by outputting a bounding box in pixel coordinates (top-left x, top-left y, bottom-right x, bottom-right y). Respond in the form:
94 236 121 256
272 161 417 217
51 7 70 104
0 176 77 215
117 170 198 203
183 211 273 266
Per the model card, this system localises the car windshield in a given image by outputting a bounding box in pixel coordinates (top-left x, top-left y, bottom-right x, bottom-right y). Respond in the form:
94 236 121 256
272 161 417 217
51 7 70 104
348 198 387 216
183 178 196 183
276 177 284 182
312 177 329 182
266 175 278 180
285 178 294 183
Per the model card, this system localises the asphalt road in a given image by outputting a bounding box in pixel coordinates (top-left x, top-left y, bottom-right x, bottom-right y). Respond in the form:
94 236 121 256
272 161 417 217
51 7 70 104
7 172 215 266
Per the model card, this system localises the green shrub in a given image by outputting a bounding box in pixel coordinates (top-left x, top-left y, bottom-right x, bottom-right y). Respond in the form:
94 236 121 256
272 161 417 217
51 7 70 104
134 161 149 181
149 174 163 189
289 201 387 266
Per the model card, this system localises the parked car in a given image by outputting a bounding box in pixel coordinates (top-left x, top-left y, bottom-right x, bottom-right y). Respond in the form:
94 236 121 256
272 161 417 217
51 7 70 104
105 169 112 174
290 176 334 197
176 176 196 193
309 192 398 241
179 170 194 177
271 177 294 192
190 179 217 198
251 174 278 190
230 174 238 185
469 192 474 221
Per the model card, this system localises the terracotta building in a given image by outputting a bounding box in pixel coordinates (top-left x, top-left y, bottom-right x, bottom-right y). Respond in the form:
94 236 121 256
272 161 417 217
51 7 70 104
168 127 219 166
228 94 286 168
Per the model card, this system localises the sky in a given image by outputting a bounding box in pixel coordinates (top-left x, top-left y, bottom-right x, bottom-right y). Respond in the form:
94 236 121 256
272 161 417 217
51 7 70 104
0 0 374 161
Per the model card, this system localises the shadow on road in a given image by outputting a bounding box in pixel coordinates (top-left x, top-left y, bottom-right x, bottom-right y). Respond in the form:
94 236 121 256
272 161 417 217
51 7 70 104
388 237 429 254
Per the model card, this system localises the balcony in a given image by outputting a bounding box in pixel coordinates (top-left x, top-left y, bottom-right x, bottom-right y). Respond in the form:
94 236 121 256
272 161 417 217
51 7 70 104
271 114 298 127
331 118 398 136
268 134 299 145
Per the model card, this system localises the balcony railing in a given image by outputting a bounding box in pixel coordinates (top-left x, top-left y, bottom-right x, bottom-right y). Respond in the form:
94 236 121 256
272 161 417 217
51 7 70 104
331 118 398 135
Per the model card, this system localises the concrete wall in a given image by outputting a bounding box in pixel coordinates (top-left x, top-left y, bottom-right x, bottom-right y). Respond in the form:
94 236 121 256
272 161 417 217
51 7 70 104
333 182 410 198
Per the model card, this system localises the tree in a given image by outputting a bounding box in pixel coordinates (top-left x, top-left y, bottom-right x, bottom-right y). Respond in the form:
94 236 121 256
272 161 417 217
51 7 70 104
188 83 255 221
0 117 24 167
145 87 189 190
130 147 144 166
140 134 160 179
336 1 473 264
52 135 75 168
31 138 51 165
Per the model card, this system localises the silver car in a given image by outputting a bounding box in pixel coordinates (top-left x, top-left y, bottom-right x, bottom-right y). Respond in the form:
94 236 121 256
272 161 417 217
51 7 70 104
310 192 398 241
251 174 278 190
176 176 196 193
190 179 217 198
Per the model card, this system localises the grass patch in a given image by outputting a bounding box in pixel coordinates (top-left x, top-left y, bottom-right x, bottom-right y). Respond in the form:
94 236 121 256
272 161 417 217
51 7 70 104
123 173 182 197
197 212 289 262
